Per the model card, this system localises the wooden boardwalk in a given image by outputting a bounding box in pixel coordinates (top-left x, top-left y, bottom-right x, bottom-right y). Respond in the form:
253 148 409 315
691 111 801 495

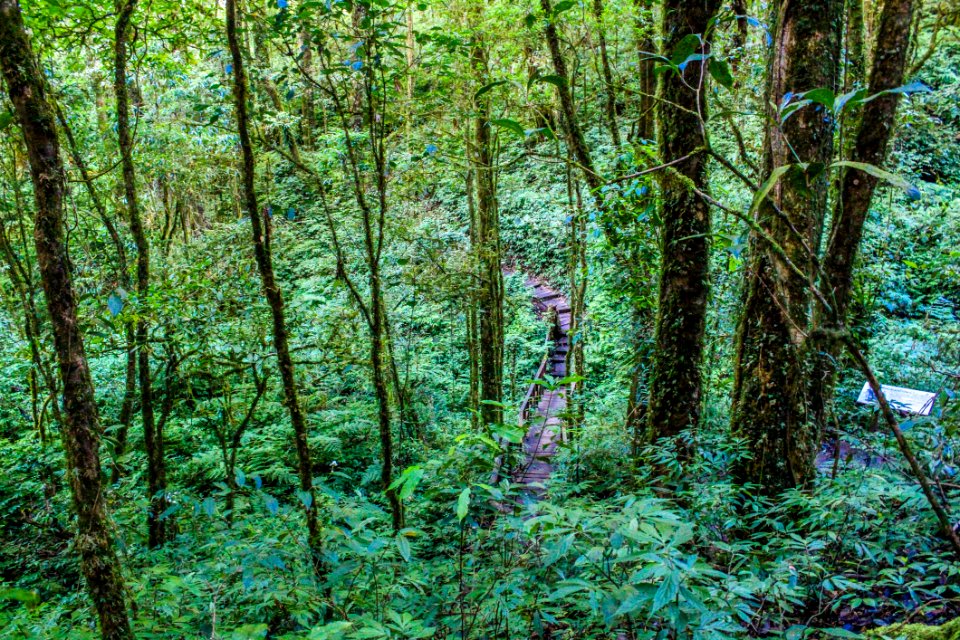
511 277 573 499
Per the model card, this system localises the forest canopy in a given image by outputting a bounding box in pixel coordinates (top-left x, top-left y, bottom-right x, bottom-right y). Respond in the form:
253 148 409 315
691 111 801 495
1 0 960 638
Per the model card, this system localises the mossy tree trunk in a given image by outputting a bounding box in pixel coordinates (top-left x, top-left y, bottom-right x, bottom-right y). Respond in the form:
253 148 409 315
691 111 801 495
730 0 843 494
0 1 134 637
812 0 916 430
225 0 324 573
593 0 621 147
633 0 656 141
470 4 505 431
54 103 138 484
645 0 721 445
115 0 169 545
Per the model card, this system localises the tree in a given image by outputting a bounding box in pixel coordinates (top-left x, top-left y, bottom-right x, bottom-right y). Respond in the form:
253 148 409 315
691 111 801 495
813 0 917 426
469 0 505 432
644 0 721 445
53 103 137 484
730 0 843 493
0 1 134 637
225 0 324 573
114 0 169 545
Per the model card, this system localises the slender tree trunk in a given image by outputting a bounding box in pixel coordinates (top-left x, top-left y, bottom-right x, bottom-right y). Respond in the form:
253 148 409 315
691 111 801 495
844 0 866 93
0 205 61 431
471 16 505 430
634 0 655 141
645 0 721 445
114 0 167 544
812 0 916 428
54 104 138 483
300 27 315 150
730 0 749 77
225 0 324 574
0 2 134 637
541 0 605 198
593 0 621 147
465 163 481 429
730 0 843 494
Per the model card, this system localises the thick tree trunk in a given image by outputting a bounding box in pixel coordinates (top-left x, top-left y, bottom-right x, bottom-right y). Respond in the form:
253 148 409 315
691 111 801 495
226 0 324 573
115 0 168 545
731 0 843 494
645 0 721 444
812 0 915 426
0 2 134 637
471 25 505 430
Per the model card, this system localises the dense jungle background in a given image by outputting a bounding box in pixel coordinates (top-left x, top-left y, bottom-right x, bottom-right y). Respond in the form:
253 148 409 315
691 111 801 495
1 0 960 637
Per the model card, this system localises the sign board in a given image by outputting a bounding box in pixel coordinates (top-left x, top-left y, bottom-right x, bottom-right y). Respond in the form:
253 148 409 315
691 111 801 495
856 382 936 416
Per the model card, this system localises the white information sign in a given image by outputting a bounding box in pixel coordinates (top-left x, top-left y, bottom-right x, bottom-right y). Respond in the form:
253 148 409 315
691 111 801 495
856 382 936 416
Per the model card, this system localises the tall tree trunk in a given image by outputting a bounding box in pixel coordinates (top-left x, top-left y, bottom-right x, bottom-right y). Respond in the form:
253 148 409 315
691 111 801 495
0 2 134 637
54 103 138 484
844 0 866 93
634 0 656 141
300 26 315 150
593 0 621 147
730 0 843 494
114 0 167 545
0 190 62 432
730 0 749 77
225 0 324 574
465 161 481 430
541 0 605 198
645 0 721 445
471 13 505 430
812 0 916 428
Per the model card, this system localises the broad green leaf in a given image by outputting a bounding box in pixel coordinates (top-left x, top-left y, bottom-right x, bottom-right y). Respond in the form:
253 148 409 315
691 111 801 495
749 164 792 214
708 58 733 89
474 80 508 102
831 160 920 199
670 33 701 65
395 533 411 561
308 622 354 639
802 87 835 110
456 486 471 521
490 118 526 138
651 572 679 614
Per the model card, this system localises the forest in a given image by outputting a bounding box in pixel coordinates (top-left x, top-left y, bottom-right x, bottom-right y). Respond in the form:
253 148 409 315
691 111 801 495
1 0 959 637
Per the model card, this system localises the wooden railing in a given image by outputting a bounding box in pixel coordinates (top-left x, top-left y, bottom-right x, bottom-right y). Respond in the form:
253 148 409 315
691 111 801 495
491 310 563 483
518 351 549 428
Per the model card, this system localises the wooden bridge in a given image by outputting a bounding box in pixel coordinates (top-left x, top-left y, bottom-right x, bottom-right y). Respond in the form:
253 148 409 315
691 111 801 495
492 275 573 501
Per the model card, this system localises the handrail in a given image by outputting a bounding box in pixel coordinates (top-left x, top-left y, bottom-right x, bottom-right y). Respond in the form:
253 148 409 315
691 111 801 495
490 290 565 485
518 351 550 427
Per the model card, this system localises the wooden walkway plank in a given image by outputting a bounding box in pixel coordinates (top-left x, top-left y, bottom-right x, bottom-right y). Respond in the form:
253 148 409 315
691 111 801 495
512 277 573 499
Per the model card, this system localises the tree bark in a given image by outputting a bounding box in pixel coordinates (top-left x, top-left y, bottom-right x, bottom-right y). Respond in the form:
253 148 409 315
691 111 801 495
54 103 138 484
0 2 134 637
226 0 324 573
115 0 168 545
593 0 621 147
645 0 721 444
812 0 915 427
470 14 505 431
541 0 605 198
633 0 656 141
730 0 843 494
